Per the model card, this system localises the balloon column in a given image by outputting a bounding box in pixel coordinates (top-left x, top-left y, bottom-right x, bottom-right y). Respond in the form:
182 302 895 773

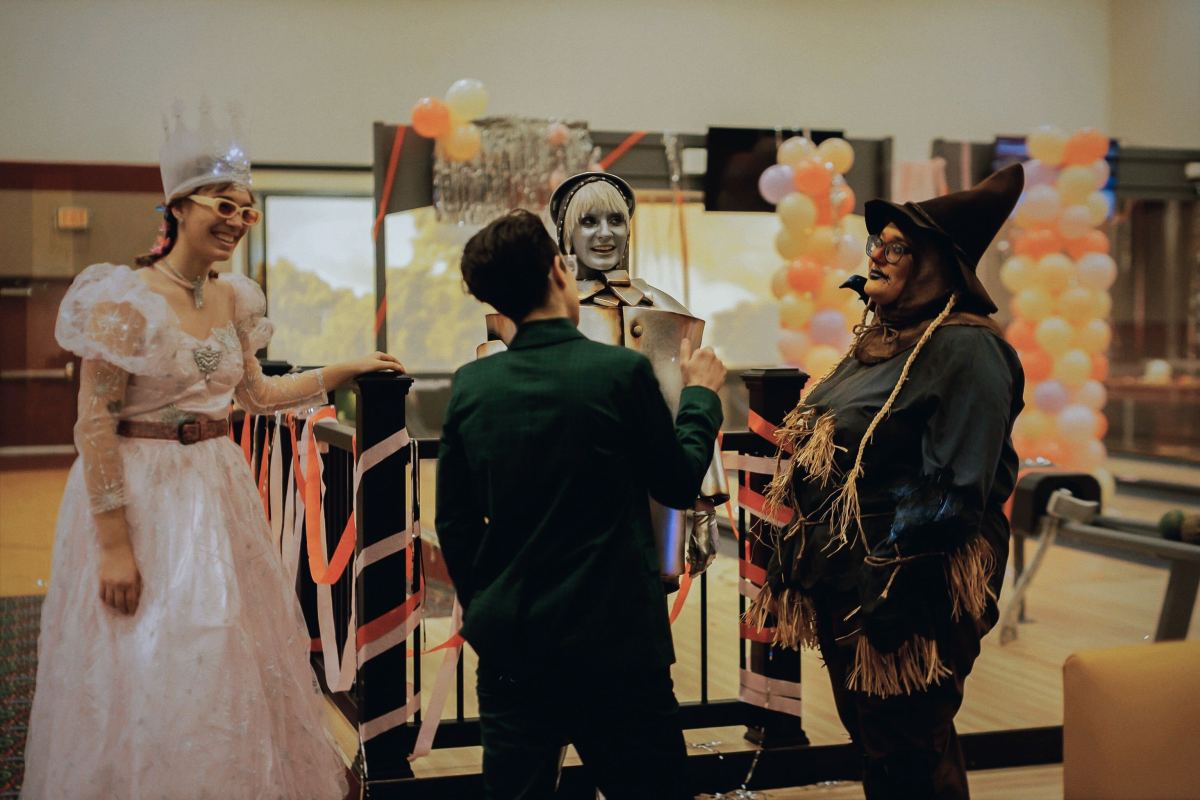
765 136 867 379
1004 126 1115 475
410 78 490 161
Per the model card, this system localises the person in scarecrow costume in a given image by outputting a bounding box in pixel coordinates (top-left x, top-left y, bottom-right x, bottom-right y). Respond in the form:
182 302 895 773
748 164 1026 799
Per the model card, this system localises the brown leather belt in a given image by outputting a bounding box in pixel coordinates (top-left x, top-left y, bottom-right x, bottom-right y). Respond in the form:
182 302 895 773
117 418 230 445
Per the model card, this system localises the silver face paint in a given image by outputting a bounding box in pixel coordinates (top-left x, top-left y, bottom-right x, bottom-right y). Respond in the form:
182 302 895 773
569 205 629 273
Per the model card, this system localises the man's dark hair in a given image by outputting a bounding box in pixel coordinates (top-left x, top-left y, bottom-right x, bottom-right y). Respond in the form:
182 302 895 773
460 210 559 322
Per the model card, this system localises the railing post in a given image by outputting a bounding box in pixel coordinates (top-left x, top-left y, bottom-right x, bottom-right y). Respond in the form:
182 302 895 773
353 372 416 781
740 368 811 748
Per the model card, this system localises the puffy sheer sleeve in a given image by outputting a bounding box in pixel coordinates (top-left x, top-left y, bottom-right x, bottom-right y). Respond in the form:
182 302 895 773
55 264 176 513
225 273 329 415
75 359 130 513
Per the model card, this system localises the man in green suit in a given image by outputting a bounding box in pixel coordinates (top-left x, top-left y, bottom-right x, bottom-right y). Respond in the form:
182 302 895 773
437 209 726 799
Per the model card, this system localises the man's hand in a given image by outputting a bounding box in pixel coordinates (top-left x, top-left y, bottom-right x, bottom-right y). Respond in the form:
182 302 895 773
680 338 726 394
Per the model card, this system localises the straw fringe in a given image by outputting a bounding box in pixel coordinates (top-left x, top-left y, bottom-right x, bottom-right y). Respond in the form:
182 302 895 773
744 584 819 651
947 535 997 621
847 634 953 697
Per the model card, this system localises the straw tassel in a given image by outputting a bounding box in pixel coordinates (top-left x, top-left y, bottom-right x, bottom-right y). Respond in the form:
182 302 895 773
947 535 997 621
744 585 820 651
847 634 953 697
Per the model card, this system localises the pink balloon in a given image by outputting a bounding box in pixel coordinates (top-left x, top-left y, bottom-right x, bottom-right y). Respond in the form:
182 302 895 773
810 309 849 346
1033 380 1070 414
1057 404 1097 443
778 329 811 365
1022 159 1056 187
1077 252 1116 291
1076 380 1107 411
758 164 797 205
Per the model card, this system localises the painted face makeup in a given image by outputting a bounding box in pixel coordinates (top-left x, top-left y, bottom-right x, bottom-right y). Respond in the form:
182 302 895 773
569 206 629 273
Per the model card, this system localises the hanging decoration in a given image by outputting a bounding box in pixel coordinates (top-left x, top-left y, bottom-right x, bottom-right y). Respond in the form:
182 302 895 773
765 135 867 379
1004 125 1115 479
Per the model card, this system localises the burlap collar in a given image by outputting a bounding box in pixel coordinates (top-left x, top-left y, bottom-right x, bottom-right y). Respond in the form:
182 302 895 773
852 306 1000 364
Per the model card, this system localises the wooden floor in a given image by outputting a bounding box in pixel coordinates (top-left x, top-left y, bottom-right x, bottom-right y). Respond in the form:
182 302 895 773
4 458 1198 798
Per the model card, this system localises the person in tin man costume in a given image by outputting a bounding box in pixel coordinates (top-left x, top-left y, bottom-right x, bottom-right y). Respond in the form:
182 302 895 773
748 164 1026 799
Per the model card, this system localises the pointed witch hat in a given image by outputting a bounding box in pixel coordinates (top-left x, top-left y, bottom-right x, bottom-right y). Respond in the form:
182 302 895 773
864 163 1024 314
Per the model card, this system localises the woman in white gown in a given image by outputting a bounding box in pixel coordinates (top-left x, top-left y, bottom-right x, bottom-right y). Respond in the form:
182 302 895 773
21 112 401 799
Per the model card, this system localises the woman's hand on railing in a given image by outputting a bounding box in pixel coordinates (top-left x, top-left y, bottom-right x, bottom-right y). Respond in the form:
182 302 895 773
322 352 406 391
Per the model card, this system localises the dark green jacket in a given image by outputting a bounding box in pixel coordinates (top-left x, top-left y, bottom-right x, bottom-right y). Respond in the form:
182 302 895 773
436 318 722 677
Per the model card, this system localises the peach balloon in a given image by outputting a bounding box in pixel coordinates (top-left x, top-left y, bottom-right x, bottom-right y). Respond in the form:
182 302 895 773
770 267 791 300
792 158 833 196
816 269 850 309
1084 191 1111 226
1057 165 1095 205
1058 205 1094 240
833 185 856 217
1074 318 1111 354
1037 438 1068 467
1090 158 1111 189
1058 287 1097 324
778 329 812 365
786 258 824 295
835 234 865 272
802 226 839 262
775 227 806 260
1000 256 1035 293
445 78 489 122
1090 353 1110 381
1027 125 1068 166
1076 379 1107 411
817 137 855 174
780 293 816 330
778 193 818 234
1054 350 1093 388
1091 290 1112 319
1094 412 1109 439
777 136 817 167
443 122 483 161
1013 287 1054 321
1035 253 1075 294
1035 317 1074 357
814 196 835 226
1014 408 1053 441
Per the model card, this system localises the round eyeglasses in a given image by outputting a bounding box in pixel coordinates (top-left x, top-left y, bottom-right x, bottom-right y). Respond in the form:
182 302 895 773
865 234 912 265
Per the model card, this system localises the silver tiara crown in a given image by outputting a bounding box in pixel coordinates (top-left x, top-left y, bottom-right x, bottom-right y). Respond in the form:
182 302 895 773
159 99 252 202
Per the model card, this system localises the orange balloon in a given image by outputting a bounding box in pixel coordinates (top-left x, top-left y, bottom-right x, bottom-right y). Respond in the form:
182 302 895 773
1090 353 1109 381
792 158 833 196
1036 437 1068 466
1094 412 1109 439
1065 229 1110 260
770 267 790 299
1012 434 1034 459
1020 349 1054 383
1015 228 1063 260
1006 319 1038 351
411 96 451 139
1062 128 1108 166
787 258 824 295
813 196 835 226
